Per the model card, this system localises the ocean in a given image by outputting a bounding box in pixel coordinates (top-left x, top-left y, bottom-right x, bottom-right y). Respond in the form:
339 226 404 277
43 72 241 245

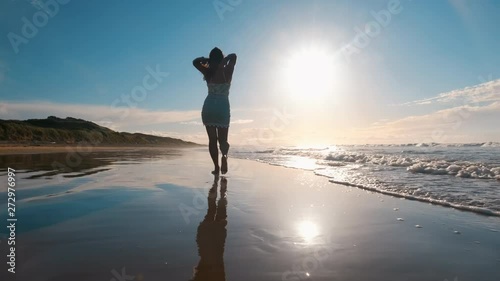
234 142 500 216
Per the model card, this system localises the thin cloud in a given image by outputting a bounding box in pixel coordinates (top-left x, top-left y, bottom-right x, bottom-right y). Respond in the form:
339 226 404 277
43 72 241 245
355 102 500 143
180 121 203 125
231 119 254 124
400 79 500 106
0 101 200 131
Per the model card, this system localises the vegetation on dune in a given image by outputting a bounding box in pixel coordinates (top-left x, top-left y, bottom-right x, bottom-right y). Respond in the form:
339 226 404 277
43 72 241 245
0 116 199 146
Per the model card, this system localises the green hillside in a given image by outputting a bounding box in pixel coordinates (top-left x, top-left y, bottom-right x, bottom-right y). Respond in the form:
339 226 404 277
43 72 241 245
0 116 200 146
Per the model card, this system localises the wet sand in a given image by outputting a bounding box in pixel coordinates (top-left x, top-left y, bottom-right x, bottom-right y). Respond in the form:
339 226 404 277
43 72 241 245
0 144 198 155
0 148 499 280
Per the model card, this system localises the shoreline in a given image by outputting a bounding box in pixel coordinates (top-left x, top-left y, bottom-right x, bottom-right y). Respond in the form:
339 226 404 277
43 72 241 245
327 178 500 217
0 143 202 155
2 144 498 218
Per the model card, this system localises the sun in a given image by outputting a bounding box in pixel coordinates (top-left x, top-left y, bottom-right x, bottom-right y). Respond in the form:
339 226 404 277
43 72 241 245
281 45 337 99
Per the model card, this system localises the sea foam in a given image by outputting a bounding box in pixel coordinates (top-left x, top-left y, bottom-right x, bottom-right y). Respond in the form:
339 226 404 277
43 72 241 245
233 144 500 216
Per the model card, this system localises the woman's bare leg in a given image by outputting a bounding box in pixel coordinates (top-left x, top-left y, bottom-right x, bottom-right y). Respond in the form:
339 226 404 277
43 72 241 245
217 127 229 174
206 126 219 174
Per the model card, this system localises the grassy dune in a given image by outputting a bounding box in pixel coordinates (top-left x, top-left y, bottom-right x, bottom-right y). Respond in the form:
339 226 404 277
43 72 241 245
0 116 199 146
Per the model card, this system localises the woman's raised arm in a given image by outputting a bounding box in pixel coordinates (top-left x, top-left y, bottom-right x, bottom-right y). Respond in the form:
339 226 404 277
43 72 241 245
223 53 237 67
193 57 209 74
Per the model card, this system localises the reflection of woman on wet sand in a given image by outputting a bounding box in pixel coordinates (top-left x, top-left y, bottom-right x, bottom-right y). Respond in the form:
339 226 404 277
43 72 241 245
190 176 228 281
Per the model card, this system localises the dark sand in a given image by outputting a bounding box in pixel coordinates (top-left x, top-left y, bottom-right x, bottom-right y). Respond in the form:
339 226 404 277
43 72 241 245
0 144 197 155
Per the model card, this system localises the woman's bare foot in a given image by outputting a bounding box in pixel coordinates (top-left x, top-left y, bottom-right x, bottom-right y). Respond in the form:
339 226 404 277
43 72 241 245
221 156 228 174
211 166 220 175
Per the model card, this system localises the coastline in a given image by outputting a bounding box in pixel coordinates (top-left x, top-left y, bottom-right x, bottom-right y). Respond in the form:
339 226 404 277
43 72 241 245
0 143 202 155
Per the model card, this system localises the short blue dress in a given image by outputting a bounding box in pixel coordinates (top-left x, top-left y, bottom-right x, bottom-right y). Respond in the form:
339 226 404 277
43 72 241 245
201 83 231 128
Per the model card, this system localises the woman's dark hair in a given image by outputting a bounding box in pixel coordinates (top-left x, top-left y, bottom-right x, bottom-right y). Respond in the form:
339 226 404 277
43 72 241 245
204 47 224 82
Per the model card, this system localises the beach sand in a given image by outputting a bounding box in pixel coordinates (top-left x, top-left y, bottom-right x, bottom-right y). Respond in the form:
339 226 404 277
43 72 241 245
0 144 198 155
0 148 499 281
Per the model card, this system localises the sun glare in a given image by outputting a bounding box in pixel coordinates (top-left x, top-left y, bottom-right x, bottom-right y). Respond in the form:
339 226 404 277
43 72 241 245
297 220 319 242
285 156 318 170
282 45 337 99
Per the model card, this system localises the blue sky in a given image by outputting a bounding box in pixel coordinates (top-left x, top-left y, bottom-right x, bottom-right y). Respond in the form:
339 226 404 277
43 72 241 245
1 0 499 145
